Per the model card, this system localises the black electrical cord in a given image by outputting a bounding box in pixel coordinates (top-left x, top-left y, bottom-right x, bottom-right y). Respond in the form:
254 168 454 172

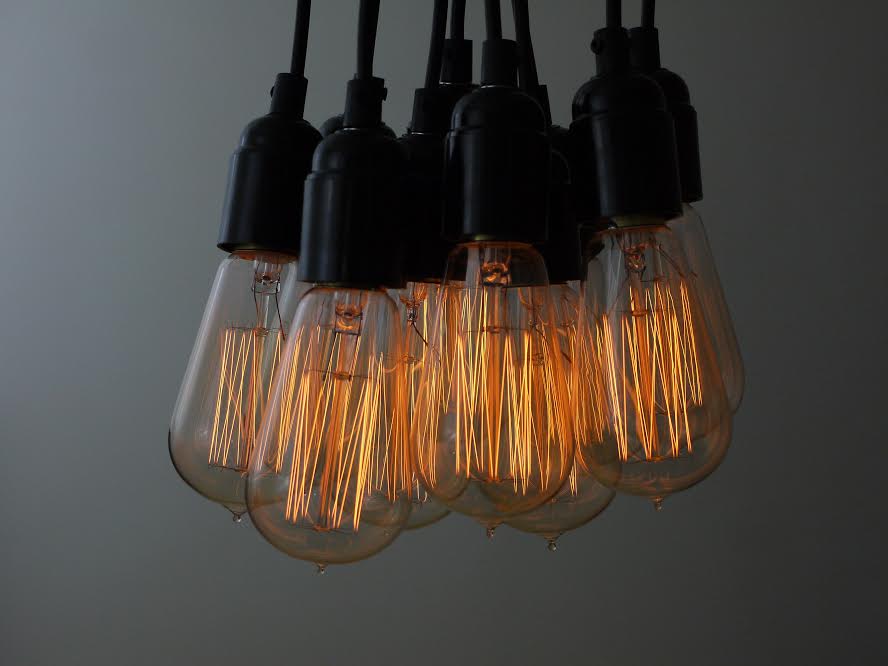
289 0 311 76
641 0 655 29
511 0 538 90
425 0 449 88
607 0 621 27
450 0 466 40
357 0 381 79
485 0 502 40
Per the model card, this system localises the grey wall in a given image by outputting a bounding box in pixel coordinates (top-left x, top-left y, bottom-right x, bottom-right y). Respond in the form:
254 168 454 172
1 1 886 664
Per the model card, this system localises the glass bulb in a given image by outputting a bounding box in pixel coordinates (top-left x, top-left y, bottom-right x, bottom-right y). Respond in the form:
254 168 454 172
582 224 732 504
507 284 615 547
412 243 575 529
670 204 744 411
391 281 450 530
246 287 411 566
169 251 306 518
507 464 614 549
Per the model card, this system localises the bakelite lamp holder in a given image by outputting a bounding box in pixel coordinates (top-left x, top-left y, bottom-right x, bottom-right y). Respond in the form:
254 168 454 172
216 74 322 256
400 1 476 284
443 37 551 244
630 24 703 203
298 84 407 289
570 20 682 226
541 126 582 284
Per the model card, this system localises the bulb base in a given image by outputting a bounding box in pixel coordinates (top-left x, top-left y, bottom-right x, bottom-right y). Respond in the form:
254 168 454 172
401 82 474 283
299 127 407 288
217 73 321 255
441 38 473 84
444 85 551 243
630 26 703 203
570 28 682 222
409 82 475 135
537 127 581 284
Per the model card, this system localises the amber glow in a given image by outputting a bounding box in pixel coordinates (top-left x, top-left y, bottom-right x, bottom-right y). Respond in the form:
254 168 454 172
400 282 433 416
208 326 284 472
596 239 705 463
259 295 410 532
565 292 609 452
413 278 573 497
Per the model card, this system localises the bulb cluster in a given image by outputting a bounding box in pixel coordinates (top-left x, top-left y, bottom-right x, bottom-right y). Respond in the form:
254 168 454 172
169 0 743 570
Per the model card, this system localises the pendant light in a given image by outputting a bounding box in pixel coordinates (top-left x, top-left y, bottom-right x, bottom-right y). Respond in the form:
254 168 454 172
168 0 743 568
571 0 731 509
505 0 614 550
393 0 476 530
631 0 744 412
411 0 575 535
245 0 412 570
169 1 321 520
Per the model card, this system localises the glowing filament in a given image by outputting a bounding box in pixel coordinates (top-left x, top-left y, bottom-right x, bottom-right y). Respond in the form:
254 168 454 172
209 326 283 471
414 284 573 495
265 310 409 532
597 276 704 463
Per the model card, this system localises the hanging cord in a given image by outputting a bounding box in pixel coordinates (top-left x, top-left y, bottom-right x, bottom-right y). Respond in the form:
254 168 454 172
641 0 655 28
344 0 385 127
511 0 538 90
425 0 449 88
289 0 311 75
607 0 622 27
485 0 502 39
357 0 381 79
450 0 466 40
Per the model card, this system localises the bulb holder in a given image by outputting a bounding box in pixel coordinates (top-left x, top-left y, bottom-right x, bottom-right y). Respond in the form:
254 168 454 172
217 73 321 255
482 39 519 87
401 81 475 283
630 26 703 203
343 76 387 128
320 113 396 139
570 27 682 222
399 131 451 282
537 126 581 284
298 125 407 288
444 84 551 243
409 82 475 135
441 38 473 84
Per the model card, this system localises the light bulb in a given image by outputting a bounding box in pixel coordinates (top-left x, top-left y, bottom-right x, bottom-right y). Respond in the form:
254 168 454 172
392 281 450 530
412 243 575 529
169 251 306 518
582 223 732 506
669 205 744 411
508 463 614 549
246 286 411 567
507 284 615 547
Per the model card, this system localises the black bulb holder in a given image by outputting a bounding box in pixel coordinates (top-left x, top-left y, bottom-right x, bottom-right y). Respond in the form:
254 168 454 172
216 73 322 255
570 26 682 223
444 39 551 244
630 26 702 203
441 37 473 84
538 126 582 284
320 113 396 139
401 82 475 282
298 78 407 289
401 31 476 283
524 86 581 283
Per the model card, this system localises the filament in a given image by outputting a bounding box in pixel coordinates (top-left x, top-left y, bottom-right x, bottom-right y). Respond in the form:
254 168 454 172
414 283 573 495
208 326 283 472
262 295 409 532
595 236 705 463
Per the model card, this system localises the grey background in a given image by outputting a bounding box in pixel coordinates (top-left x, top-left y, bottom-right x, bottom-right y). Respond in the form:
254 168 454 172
1 1 886 664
